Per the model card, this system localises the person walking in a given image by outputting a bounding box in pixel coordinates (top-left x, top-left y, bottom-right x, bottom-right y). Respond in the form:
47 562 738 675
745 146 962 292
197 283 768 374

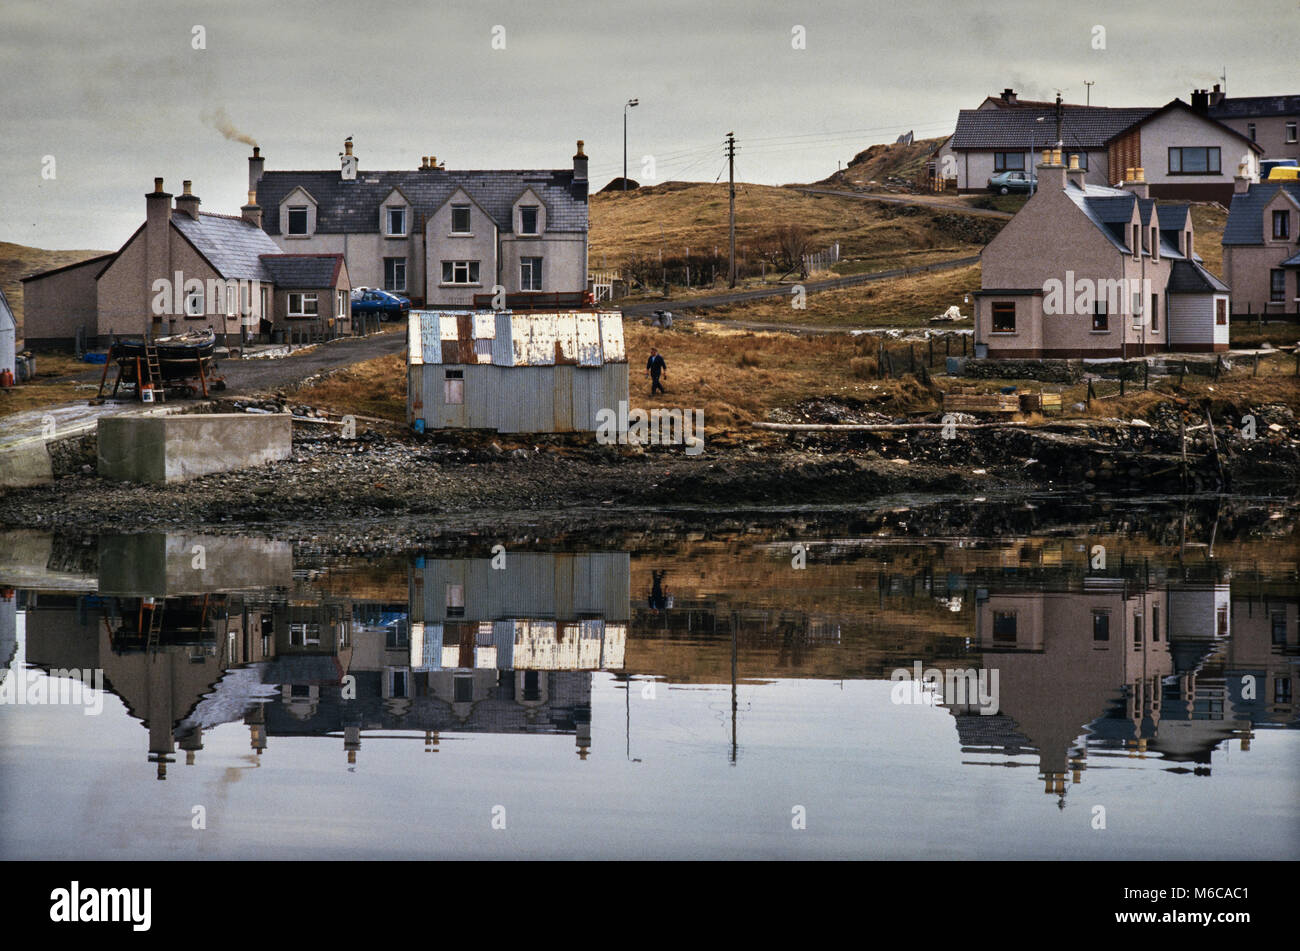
646 347 667 395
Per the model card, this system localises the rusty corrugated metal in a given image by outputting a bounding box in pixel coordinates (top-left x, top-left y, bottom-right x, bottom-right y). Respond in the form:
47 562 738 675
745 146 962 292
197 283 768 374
553 313 579 365
528 314 556 366
456 312 476 364
510 314 531 366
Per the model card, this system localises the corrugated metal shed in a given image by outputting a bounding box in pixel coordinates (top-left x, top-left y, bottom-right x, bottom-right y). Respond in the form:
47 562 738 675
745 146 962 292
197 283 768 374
410 309 627 367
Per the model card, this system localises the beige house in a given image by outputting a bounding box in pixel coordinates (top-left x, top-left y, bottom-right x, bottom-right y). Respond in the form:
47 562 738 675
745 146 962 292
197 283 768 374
976 149 1230 358
250 139 590 308
1205 86 1300 163
22 179 350 348
1222 176 1300 316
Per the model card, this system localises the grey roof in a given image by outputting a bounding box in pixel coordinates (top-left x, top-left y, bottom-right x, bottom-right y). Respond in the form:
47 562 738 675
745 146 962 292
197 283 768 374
171 211 282 281
259 254 343 288
1223 182 1300 245
256 168 588 236
1282 250 1300 267
1062 184 1188 258
1209 95 1300 120
1157 204 1191 230
950 106 1156 151
1168 259 1230 294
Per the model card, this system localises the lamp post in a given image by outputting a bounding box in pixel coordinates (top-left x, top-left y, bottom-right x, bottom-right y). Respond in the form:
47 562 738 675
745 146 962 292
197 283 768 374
624 98 638 191
1031 116 1047 194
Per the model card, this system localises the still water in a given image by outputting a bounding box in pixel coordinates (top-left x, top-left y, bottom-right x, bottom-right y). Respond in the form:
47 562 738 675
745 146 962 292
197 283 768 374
1 507 1296 859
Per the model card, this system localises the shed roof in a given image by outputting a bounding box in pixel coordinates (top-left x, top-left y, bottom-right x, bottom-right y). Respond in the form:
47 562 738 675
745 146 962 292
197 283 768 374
257 168 587 236
408 310 626 367
1167 259 1230 294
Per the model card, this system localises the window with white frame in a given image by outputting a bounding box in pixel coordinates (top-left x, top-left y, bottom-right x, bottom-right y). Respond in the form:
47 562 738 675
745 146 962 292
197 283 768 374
386 206 407 237
519 205 539 235
337 290 347 317
1287 121 1298 144
520 256 543 290
384 257 407 292
288 293 318 317
185 285 204 317
451 205 472 234
441 260 480 284
287 206 309 236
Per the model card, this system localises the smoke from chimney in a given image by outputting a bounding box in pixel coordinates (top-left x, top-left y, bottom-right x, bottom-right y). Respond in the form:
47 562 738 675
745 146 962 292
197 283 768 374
202 106 258 148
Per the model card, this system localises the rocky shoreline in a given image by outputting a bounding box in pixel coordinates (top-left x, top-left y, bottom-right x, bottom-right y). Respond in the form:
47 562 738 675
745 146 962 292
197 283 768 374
2 395 1298 537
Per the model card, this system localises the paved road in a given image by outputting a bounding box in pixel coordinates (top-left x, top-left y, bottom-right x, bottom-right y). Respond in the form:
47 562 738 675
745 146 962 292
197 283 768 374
2 329 406 450
790 186 1016 220
622 254 981 317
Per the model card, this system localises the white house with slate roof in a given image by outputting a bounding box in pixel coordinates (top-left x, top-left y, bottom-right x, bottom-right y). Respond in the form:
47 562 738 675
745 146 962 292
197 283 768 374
249 140 590 308
22 177 350 347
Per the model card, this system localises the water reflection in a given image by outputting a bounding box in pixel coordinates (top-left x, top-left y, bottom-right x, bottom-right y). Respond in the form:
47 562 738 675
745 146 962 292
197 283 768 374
0 519 1295 847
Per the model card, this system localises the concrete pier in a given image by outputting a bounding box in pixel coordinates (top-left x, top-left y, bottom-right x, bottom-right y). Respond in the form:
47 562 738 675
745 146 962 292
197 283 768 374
98 413 292 484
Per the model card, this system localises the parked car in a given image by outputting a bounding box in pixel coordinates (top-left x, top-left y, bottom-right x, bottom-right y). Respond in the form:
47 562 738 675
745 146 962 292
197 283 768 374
1260 158 1298 179
987 170 1033 194
350 288 410 320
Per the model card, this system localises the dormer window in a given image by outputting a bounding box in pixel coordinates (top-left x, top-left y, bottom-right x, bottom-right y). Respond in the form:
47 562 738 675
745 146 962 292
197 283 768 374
451 205 471 234
1132 224 1141 257
287 206 308 236
386 206 407 237
1273 210 1291 240
519 205 539 235
1151 226 1158 260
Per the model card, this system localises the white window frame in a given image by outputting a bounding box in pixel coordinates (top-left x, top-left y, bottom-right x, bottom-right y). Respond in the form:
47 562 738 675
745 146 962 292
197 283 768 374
185 286 204 317
384 257 407 293
441 260 480 285
337 289 347 317
287 205 309 236
1287 121 1298 144
450 204 472 235
520 256 543 290
386 205 407 237
288 292 319 317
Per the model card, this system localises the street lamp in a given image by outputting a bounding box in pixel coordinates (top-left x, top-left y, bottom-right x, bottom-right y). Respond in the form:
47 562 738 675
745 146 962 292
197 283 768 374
624 98 638 191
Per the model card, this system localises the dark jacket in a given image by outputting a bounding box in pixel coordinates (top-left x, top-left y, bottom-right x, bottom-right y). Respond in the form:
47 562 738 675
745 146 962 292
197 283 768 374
646 354 666 377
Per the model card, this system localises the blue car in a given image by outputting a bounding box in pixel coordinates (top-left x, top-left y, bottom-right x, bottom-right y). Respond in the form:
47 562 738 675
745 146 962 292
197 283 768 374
350 288 410 320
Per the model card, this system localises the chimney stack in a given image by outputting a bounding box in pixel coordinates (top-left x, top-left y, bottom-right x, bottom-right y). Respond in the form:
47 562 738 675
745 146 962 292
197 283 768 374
1120 167 1150 198
1002 88 1017 105
573 140 588 184
248 146 265 194
241 189 263 228
1036 147 1066 191
1190 89 1209 114
1209 83 1225 107
175 180 200 219
146 178 173 327
1065 152 1086 190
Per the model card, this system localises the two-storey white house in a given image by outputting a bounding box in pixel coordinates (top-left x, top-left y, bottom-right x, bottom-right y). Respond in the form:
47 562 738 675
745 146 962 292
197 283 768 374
249 141 590 308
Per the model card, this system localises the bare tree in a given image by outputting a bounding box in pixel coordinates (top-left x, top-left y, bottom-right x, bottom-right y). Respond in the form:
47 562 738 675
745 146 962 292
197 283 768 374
757 225 814 279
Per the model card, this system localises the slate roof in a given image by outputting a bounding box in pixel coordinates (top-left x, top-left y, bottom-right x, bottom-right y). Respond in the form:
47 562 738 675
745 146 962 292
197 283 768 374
259 253 344 288
950 106 1156 150
1223 182 1300 245
171 211 282 281
1282 250 1300 267
1168 259 1230 294
1061 185 1189 258
256 169 588 236
1209 95 1300 120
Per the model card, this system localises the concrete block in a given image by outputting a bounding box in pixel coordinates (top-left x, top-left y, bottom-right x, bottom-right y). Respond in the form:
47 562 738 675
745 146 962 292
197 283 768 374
97 532 294 596
98 413 292 484
0 441 54 490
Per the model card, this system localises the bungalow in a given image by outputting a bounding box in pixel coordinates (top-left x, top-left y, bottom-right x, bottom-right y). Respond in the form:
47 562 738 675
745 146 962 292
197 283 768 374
250 139 590 308
1222 174 1300 316
943 94 1261 202
21 178 350 349
975 149 1230 358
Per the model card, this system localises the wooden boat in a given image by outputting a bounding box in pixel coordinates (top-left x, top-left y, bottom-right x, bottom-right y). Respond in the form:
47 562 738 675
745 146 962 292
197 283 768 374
112 329 216 381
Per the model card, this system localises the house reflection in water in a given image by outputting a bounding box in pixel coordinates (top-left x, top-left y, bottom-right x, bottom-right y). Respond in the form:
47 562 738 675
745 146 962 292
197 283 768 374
956 578 1298 803
14 536 630 774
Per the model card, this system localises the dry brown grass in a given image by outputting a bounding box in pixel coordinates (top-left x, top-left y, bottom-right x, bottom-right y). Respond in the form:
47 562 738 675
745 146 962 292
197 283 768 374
702 264 982 328
589 182 991 268
291 351 406 421
1189 204 1228 278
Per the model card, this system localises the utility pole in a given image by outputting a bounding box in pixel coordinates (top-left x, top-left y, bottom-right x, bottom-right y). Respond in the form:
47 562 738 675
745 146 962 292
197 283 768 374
623 98 638 191
1054 92 1064 151
727 132 737 287
1084 80 1094 106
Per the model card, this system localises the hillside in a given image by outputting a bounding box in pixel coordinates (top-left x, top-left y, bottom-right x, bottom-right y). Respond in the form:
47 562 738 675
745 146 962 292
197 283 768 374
588 180 1000 274
0 242 110 339
814 135 948 190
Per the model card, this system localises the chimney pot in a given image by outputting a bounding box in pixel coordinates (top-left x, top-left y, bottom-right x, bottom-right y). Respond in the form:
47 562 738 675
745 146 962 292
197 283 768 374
1068 154 1080 170
252 146 260 158
1135 166 1145 182
344 140 353 156
576 139 586 157
1125 166 1135 181
182 180 192 196
154 177 164 192
247 190 257 205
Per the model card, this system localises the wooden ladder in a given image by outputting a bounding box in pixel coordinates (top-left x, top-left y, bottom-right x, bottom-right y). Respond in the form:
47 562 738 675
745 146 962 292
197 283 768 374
143 343 165 402
145 600 165 657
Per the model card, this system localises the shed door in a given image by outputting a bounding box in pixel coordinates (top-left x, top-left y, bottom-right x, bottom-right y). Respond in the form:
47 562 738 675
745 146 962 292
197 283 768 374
553 367 574 431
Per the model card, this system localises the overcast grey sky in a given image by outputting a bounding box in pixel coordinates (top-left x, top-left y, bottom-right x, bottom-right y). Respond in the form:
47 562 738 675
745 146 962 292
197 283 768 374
2 0 1295 249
